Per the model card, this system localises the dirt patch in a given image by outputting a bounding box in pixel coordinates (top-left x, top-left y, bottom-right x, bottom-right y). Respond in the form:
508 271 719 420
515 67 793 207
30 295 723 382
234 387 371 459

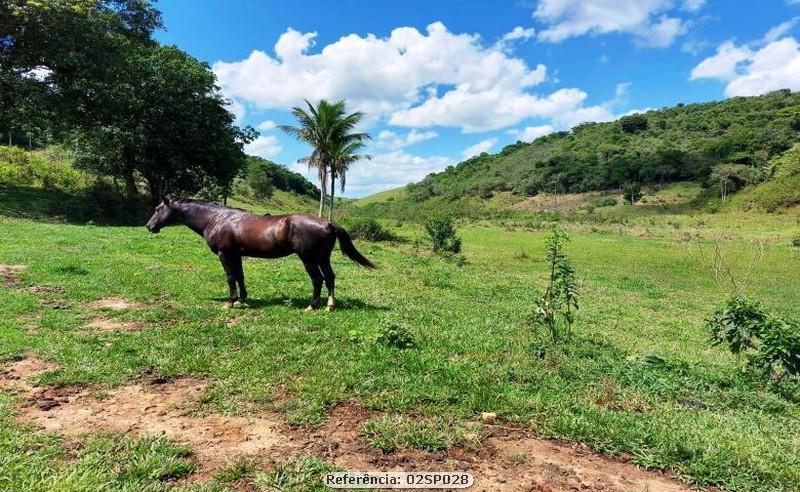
85 317 144 333
87 297 145 310
0 361 691 491
0 264 27 285
513 192 623 212
28 285 66 294
0 357 60 392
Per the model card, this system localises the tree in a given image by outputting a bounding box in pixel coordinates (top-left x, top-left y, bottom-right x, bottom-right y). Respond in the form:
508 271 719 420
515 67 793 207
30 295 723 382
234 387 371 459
328 139 370 221
71 43 256 202
0 0 162 141
244 160 275 200
280 99 369 218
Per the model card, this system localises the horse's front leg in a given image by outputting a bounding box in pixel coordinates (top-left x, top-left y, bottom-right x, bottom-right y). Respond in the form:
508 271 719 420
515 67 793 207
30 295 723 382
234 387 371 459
218 252 238 308
232 255 247 307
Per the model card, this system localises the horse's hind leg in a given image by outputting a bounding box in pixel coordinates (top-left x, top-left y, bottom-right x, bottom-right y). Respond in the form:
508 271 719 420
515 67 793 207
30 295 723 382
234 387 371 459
301 259 323 311
319 258 335 311
218 252 239 308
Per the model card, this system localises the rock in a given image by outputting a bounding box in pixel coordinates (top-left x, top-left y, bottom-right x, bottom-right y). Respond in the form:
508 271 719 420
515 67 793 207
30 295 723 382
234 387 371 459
481 412 497 423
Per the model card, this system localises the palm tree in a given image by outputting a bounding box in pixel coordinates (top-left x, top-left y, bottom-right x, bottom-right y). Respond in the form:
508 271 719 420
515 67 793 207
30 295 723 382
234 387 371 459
279 99 368 218
328 139 371 221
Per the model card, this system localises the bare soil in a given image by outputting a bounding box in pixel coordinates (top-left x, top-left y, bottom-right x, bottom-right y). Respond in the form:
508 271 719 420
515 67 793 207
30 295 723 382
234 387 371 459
84 316 144 332
513 192 623 212
0 358 692 491
87 297 146 310
0 264 27 285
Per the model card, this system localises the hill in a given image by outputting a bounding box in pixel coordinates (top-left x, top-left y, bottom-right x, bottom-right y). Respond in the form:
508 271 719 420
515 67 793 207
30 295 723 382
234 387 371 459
0 147 318 223
353 90 800 219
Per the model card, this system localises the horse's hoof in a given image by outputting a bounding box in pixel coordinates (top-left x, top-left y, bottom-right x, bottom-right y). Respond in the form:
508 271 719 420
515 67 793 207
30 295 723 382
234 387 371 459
233 300 246 308
223 302 234 310
304 305 314 312
325 306 333 312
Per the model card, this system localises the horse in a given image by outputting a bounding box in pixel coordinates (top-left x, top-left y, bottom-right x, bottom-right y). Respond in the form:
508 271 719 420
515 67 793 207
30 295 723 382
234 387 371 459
145 196 375 310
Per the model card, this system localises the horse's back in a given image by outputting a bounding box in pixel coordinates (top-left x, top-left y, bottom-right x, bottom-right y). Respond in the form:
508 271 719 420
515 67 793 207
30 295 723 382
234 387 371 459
232 212 334 258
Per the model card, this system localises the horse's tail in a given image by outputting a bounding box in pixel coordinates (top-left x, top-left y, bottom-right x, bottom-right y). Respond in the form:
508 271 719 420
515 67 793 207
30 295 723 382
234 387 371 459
334 225 376 269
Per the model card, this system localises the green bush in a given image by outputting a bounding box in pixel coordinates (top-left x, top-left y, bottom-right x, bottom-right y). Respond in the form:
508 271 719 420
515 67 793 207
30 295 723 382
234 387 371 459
424 216 461 255
707 295 800 381
591 196 618 208
340 217 397 242
792 236 800 247
376 322 416 349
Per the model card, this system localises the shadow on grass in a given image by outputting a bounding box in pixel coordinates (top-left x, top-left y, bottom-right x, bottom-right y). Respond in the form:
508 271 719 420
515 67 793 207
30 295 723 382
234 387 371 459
0 184 150 226
209 296 389 311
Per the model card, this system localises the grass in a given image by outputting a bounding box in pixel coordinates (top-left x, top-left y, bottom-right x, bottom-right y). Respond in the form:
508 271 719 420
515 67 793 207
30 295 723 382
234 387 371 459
1 204 800 490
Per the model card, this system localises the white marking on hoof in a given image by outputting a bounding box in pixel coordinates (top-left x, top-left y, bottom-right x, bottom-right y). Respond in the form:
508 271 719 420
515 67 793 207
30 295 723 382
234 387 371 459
304 305 314 312
233 300 245 308
223 302 234 310
326 296 335 311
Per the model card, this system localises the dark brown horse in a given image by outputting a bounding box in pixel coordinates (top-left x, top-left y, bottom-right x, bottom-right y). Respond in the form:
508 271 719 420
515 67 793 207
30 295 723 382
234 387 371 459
146 196 375 310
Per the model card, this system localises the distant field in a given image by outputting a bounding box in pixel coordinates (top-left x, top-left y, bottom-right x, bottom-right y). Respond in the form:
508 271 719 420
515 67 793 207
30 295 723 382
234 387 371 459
1 205 799 491
350 186 407 206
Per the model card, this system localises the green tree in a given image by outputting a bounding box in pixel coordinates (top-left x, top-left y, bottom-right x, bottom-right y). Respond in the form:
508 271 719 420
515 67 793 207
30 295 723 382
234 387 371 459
71 43 256 202
279 99 369 218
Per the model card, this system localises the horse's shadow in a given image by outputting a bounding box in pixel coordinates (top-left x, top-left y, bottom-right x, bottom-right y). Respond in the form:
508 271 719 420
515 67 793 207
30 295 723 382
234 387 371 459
209 296 389 311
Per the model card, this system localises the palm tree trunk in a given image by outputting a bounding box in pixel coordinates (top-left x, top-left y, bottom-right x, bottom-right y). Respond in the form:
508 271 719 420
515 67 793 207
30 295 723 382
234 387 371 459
328 171 335 222
318 164 327 218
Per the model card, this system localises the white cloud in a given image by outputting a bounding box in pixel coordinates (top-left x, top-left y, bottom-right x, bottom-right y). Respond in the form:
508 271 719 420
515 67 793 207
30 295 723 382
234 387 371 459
292 150 450 197
495 26 536 51
511 125 555 142
462 138 498 158
691 22 800 97
690 41 753 80
533 0 694 47
681 0 705 12
256 120 277 130
376 129 438 150
245 135 282 159
764 17 799 43
214 22 553 132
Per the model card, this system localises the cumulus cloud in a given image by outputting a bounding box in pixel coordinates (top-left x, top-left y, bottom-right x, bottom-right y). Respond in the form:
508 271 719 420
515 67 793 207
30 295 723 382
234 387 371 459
691 22 800 96
532 0 695 47
214 22 555 132
256 120 277 130
462 138 498 158
294 150 451 197
509 125 555 142
245 135 282 159
376 129 438 150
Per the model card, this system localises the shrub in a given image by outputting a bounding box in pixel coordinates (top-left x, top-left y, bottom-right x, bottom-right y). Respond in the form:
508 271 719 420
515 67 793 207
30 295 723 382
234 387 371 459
591 196 617 208
532 227 579 343
622 182 642 204
424 216 461 255
707 295 800 381
792 235 800 248
341 217 396 242
376 322 416 349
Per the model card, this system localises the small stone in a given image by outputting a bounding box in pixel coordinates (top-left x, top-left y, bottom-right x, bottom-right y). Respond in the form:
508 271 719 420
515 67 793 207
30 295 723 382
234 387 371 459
481 412 497 423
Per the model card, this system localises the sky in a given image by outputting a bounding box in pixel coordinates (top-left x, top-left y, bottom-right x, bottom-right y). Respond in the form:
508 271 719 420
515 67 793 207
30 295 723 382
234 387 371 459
155 0 800 197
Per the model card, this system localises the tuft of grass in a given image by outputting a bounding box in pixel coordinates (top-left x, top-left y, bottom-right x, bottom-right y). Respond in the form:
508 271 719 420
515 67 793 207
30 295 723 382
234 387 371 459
362 415 481 452
253 455 338 492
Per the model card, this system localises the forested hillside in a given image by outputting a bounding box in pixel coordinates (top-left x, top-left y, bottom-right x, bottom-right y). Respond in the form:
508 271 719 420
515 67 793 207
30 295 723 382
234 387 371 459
404 90 800 206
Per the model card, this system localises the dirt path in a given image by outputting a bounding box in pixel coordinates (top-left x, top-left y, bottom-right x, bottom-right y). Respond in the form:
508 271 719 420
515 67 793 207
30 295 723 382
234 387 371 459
0 358 691 491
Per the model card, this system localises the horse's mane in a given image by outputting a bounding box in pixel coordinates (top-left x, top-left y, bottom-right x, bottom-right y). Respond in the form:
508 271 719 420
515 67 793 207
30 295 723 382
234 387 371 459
173 197 247 212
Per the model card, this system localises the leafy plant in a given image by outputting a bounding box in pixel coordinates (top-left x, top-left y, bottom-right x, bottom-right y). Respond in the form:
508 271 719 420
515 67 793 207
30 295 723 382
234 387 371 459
376 322 416 349
340 217 397 242
622 181 642 205
708 295 800 381
792 235 800 248
532 227 579 343
424 216 462 255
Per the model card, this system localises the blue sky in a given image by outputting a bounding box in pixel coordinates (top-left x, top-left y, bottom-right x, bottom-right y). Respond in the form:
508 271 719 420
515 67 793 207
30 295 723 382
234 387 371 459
155 0 800 197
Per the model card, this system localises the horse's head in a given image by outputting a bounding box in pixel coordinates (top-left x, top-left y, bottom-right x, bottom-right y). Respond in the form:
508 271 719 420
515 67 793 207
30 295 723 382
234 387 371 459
146 195 178 233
